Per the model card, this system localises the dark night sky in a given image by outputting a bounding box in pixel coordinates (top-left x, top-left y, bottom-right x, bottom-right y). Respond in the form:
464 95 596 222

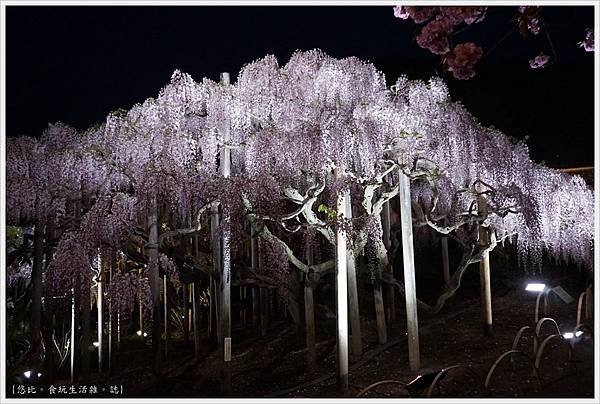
6 5 596 168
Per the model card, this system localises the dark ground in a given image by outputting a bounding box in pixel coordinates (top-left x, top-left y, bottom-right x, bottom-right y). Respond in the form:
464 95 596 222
11 260 593 399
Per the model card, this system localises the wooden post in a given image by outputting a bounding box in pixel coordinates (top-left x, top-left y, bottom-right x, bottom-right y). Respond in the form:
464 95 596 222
192 283 201 359
163 274 169 361
219 71 232 396
108 276 112 374
585 286 593 321
382 200 396 323
211 209 222 341
345 194 362 359
251 230 260 330
258 238 269 337
268 289 273 321
31 222 44 350
335 183 349 393
183 281 189 344
476 183 493 336
192 232 205 353
147 197 163 379
441 235 450 285
117 311 121 348
239 287 245 325
139 267 144 341
81 277 91 381
42 218 56 381
70 288 75 384
398 172 420 372
108 253 115 375
97 253 103 373
304 244 316 373
208 279 213 337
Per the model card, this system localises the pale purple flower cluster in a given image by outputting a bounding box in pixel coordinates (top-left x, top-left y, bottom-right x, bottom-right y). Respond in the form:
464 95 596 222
393 5 409 20
579 28 594 52
529 53 550 69
517 6 542 36
398 76 594 270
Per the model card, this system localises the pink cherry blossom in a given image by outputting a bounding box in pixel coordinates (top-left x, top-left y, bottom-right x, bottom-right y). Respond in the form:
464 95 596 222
439 6 487 25
445 42 483 80
404 6 438 24
416 18 452 55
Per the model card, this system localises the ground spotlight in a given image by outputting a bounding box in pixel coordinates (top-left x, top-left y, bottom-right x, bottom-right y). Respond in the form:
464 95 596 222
525 283 546 292
563 331 584 340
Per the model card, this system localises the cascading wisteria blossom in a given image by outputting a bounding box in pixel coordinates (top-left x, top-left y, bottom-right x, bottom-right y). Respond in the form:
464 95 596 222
395 76 594 271
6 50 594 329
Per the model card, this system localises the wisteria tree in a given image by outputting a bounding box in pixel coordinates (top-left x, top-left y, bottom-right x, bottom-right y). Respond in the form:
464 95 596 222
6 49 594 395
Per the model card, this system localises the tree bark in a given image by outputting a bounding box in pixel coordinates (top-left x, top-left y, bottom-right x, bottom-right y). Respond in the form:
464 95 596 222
441 235 450 285
304 243 316 373
373 283 387 345
382 200 396 323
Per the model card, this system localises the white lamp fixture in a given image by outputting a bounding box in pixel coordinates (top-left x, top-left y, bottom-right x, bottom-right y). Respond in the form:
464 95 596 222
525 283 546 292
563 331 584 339
23 371 31 378
93 341 99 348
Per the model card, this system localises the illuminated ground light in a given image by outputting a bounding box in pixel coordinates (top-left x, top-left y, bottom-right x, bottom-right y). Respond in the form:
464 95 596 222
563 331 584 339
23 371 31 379
525 283 546 292
93 341 100 347
136 330 148 337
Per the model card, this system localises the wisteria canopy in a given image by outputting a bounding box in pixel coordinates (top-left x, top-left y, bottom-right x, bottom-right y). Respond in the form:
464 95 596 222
7 50 594 315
